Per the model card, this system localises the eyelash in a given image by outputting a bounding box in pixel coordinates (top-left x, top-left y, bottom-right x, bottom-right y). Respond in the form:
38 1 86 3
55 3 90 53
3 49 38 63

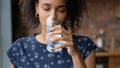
58 8 66 13
43 8 66 13
43 8 50 11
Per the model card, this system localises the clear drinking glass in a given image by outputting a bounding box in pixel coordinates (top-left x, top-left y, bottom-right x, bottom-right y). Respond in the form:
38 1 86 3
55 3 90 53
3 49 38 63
46 16 62 53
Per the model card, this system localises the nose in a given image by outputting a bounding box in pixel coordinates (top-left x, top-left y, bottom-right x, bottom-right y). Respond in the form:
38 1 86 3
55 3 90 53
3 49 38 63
51 10 57 21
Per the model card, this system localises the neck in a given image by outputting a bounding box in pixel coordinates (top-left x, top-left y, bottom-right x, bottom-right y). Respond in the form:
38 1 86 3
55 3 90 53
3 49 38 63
35 27 46 44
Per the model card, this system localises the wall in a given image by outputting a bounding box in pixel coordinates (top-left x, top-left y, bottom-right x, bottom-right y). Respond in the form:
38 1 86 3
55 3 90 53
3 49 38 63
78 0 120 50
0 0 2 67
0 0 12 67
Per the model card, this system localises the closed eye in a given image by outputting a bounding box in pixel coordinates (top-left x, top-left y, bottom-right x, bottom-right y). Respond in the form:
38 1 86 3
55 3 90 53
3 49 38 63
57 5 67 13
43 7 50 11
42 3 51 11
57 8 66 13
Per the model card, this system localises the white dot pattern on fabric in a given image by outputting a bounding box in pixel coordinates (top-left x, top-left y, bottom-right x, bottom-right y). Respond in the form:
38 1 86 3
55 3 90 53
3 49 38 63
57 55 60 58
13 47 17 51
43 49 47 52
40 56 44 60
30 58 34 61
48 53 55 58
20 56 26 63
23 43 28 49
27 62 30 65
78 39 81 42
20 49 23 55
86 51 90 55
16 53 19 56
7 35 96 68
28 53 31 57
82 38 88 41
50 62 54 65
44 64 50 68
88 43 91 46
31 41 34 44
34 62 40 68
67 60 71 63
57 60 64 64
39 44 43 47
31 44 36 50
34 52 39 59
22 37 25 39
83 49 85 53
78 46 82 50
17 43 20 47
12 53 16 56
18 66 22 68
26 37 32 42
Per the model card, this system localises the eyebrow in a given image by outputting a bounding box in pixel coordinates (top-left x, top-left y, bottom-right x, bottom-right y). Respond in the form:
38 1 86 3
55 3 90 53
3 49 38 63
42 3 51 6
59 4 66 7
42 3 66 7
58 5 66 8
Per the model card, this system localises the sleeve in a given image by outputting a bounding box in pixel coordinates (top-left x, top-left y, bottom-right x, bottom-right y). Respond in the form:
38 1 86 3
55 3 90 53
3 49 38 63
7 47 15 65
73 35 96 59
7 39 21 65
83 37 96 59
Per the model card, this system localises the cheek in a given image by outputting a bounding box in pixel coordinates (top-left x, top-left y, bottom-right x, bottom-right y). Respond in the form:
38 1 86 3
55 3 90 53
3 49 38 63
58 13 67 23
38 11 48 26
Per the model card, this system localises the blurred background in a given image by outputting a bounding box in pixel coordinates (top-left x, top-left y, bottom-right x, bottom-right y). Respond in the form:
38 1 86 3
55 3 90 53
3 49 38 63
0 0 120 68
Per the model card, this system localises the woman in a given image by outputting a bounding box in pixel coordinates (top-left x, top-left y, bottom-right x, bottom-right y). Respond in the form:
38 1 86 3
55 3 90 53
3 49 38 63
7 0 96 68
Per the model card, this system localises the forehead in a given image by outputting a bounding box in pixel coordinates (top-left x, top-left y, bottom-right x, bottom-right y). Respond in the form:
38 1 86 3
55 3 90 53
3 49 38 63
39 0 66 5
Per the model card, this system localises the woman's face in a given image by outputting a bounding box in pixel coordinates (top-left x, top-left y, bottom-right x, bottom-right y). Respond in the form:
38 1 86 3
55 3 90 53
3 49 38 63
36 0 67 29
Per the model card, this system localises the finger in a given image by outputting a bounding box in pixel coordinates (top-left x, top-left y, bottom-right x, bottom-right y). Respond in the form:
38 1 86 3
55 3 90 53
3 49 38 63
50 25 67 34
67 26 72 34
55 41 73 49
50 25 61 32
50 35 73 42
49 29 70 37
49 25 70 36
62 35 73 41
49 36 62 42
48 30 62 36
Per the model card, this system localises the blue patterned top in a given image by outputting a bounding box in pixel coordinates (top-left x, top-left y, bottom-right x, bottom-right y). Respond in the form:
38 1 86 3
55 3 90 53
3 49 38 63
7 34 96 68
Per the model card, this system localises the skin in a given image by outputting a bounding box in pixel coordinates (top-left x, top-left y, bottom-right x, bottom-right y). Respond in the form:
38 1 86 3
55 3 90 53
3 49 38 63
10 0 96 68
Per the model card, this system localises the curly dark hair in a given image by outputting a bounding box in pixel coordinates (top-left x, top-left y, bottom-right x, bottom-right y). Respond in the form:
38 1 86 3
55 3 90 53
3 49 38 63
19 0 86 32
